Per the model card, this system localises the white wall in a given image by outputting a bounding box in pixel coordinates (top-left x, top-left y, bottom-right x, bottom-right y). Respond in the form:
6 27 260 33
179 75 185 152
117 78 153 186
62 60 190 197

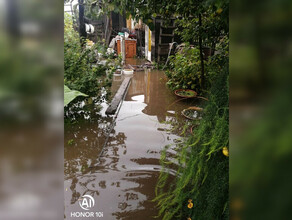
145 25 152 61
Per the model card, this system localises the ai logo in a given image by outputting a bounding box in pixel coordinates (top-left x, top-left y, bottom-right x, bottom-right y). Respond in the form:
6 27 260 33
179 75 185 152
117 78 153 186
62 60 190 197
79 195 95 211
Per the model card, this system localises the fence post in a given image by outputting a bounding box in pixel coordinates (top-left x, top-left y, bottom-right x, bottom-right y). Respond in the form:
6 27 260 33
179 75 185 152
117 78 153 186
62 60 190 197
121 36 126 64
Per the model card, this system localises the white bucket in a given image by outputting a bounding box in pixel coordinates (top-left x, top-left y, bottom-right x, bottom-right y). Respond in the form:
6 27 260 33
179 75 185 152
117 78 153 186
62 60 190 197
123 69 134 75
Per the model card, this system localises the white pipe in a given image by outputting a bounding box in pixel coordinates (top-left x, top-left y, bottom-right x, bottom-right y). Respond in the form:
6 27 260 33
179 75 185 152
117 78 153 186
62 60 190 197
163 42 178 70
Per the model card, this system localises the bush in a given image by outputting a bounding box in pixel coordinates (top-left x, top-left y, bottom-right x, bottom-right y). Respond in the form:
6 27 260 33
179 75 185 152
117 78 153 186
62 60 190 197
166 46 203 92
64 13 116 101
155 51 229 220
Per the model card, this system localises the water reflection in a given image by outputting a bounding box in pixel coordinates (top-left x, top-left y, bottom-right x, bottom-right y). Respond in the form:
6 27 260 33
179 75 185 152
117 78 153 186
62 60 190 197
65 66 199 219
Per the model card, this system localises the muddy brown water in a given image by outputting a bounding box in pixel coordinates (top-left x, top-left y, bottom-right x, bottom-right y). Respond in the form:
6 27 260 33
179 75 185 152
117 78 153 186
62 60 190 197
64 62 202 219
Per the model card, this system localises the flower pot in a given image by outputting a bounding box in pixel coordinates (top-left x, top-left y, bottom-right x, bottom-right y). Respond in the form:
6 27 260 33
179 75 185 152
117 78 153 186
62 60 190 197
182 107 203 120
174 89 197 98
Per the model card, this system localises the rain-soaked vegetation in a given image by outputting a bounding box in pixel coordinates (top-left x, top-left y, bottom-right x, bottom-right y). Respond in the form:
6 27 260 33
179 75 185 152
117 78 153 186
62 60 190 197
0 0 291 219
64 0 229 219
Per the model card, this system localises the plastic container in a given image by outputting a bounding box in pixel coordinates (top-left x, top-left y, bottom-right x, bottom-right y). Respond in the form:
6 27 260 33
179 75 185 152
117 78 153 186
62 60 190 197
123 69 134 75
114 69 122 76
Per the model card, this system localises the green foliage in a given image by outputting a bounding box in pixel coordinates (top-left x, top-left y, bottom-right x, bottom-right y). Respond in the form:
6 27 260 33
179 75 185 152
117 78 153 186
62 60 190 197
104 0 228 31
68 0 104 21
64 13 118 103
166 46 204 91
155 57 229 219
166 35 228 92
205 35 229 77
67 139 74 145
175 5 228 45
64 85 88 107
84 0 104 20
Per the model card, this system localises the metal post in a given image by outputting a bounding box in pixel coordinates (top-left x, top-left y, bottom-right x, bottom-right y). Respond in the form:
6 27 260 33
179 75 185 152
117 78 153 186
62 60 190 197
6 0 20 38
121 36 126 64
78 0 86 45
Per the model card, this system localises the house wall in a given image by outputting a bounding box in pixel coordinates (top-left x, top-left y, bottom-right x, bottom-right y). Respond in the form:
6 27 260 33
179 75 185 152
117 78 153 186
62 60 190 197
145 25 155 61
145 25 152 61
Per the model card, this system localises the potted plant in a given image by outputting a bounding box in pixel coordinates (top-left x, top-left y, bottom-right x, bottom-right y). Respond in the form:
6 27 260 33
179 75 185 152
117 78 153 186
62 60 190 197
182 106 203 120
174 89 197 98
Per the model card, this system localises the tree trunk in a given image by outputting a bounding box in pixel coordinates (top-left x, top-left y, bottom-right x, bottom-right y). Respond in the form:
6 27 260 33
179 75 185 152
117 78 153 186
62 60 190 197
105 14 112 46
7 0 20 38
78 0 87 45
198 13 205 89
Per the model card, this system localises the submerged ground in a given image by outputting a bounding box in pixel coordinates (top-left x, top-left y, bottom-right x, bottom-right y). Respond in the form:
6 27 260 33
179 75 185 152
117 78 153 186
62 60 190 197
64 60 201 219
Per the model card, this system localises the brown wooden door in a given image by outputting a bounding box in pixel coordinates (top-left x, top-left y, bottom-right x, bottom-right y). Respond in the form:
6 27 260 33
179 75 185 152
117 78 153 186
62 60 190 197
117 40 121 55
116 39 136 58
125 40 136 58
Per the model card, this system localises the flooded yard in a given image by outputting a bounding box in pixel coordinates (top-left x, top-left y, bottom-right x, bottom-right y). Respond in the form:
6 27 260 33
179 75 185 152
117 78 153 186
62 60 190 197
64 63 200 219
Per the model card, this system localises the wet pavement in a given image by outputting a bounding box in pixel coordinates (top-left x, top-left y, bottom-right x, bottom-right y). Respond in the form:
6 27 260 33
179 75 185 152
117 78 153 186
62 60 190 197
64 60 200 219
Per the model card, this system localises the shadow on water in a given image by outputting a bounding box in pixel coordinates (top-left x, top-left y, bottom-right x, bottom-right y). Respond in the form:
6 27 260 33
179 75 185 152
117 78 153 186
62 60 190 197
64 60 204 219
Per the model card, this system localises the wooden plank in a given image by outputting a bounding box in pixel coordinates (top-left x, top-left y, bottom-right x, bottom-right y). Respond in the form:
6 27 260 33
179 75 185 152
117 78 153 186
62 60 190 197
127 64 135 71
105 77 132 115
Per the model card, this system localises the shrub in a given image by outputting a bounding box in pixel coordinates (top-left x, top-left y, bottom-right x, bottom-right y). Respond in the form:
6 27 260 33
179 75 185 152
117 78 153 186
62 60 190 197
155 52 229 220
166 46 203 92
64 13 116 101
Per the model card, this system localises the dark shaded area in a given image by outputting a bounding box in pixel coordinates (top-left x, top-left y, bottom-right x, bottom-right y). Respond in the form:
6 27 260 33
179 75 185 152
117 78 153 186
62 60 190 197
230 0 292 219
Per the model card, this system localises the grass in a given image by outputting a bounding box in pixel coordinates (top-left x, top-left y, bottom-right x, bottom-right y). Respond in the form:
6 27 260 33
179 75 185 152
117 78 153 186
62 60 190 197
155 61 229 220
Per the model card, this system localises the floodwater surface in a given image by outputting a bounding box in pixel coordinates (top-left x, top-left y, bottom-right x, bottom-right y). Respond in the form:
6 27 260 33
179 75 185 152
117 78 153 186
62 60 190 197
64 63 201 219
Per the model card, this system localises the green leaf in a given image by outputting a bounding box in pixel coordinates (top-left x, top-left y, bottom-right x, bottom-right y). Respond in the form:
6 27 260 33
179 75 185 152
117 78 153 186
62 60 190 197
64 85 88 107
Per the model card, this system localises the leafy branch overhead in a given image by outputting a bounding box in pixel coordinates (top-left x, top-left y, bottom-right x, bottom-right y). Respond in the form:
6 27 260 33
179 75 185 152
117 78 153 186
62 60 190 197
102 0 228 30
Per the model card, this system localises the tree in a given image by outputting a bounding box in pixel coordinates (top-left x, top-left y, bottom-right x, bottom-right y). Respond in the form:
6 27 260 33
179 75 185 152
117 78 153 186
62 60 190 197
103 0 228 88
